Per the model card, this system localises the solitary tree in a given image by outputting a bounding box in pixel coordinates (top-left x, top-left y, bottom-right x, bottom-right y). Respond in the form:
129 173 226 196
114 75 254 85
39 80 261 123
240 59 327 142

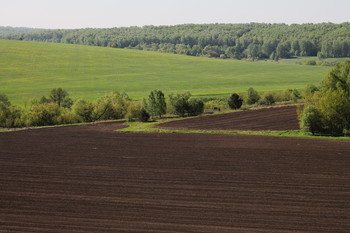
228 93 243 109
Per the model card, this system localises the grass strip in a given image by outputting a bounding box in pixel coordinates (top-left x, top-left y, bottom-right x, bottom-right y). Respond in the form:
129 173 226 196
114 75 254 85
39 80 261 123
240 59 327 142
118 119 350 140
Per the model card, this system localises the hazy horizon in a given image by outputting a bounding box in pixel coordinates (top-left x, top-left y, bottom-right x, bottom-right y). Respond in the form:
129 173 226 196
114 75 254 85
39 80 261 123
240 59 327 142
1 21 350 30
1 0 350 29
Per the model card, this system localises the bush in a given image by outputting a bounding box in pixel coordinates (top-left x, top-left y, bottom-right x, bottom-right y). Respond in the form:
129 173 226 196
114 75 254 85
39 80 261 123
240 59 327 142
28 102 61 126
93 92 131 120
139 108 150 122
57 108 78 124
228 93 243 109
168 92 191 117
126 101 142 122
305 60 317 66
0 102 10 127
246 88 260 105
0 103 24 128
316 89 350 135
283 89 301 102
204 99 228 111
188 98 204 116
259 93 275 106
73 100 95 122
300 105 324 135
174 97 190 117
0 94 11 106
168 93 204 117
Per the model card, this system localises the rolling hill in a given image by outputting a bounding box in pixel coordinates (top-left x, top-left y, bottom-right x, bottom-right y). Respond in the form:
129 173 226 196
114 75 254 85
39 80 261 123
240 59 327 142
0 39 330 105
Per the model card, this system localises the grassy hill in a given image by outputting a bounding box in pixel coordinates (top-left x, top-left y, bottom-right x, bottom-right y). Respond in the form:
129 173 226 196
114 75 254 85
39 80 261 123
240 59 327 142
0 40 331 105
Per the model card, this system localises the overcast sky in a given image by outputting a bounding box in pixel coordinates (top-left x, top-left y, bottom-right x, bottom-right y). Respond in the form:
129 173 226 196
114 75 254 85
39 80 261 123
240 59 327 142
1 0 349 29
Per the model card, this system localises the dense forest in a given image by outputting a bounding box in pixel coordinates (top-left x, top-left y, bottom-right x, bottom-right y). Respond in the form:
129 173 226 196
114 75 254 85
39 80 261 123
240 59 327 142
1 23 350 59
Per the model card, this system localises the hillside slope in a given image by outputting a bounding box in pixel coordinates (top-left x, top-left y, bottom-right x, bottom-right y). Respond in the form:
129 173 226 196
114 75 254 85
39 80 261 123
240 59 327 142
0 40 330 105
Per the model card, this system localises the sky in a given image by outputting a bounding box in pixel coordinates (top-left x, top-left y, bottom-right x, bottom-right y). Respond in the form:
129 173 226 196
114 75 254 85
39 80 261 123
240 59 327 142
1 0 349 29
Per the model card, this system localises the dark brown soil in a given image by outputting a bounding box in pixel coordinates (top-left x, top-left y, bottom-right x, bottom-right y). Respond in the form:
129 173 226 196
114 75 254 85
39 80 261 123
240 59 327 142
159 105 300 131
1 121 349 232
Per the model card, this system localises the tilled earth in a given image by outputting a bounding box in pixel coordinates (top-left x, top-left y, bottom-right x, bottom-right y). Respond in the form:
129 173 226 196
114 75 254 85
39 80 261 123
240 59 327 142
1 121 349 232
158 105 300 131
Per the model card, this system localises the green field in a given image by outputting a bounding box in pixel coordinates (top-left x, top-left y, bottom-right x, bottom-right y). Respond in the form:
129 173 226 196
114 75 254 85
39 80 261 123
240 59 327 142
0 40 331 105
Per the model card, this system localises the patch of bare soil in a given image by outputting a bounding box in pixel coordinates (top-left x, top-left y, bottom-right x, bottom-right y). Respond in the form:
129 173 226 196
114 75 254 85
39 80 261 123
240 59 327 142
1 122 349 232
158 105 300 131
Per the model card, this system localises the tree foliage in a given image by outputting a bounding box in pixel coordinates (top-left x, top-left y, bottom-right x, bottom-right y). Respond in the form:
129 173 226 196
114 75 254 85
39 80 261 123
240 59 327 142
246 88 260 105
146 90 166 118
0 94 11 106
301 60 350 136
168 92 204 117
2 23 350 59
259 93 275 106
300 105 324 135
228 93 243 109
187 98 205 116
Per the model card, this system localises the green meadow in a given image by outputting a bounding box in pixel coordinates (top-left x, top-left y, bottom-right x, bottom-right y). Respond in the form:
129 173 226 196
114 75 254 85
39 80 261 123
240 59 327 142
0 40 330 105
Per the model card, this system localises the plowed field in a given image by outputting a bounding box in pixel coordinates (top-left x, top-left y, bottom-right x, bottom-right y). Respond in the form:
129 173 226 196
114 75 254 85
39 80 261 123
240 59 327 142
159 105 300 131
1 122 350 233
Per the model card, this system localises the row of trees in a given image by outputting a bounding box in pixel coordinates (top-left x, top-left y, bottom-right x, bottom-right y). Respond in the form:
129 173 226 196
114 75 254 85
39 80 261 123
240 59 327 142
0 89 207 128
2 23 350 59
1 85 301 128
0 89 144 128
5 78 347 137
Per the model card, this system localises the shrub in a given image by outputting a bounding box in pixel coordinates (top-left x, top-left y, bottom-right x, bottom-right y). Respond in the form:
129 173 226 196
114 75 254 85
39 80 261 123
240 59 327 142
28 102 61 126
305 60 317 66
259 93 275 106
0 94 11 106
73 100 95 122
168 93 204 117
139 108 150 122
0 102 10 127
93 92 131 120
204 99 229 111
0 103 23 128
300 105 324 135
57 108 79 124
283 89 301 102
228 93 243 109
174 97 190 117
126 101 142 122
316 89 350 135
246 88 260 105
168 92 191 117
188 98 204 116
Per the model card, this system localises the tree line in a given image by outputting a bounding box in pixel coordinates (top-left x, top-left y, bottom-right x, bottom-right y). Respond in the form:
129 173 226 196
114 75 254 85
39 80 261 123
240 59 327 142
1 23 350 59
0 86 304 129
0 89 208 128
